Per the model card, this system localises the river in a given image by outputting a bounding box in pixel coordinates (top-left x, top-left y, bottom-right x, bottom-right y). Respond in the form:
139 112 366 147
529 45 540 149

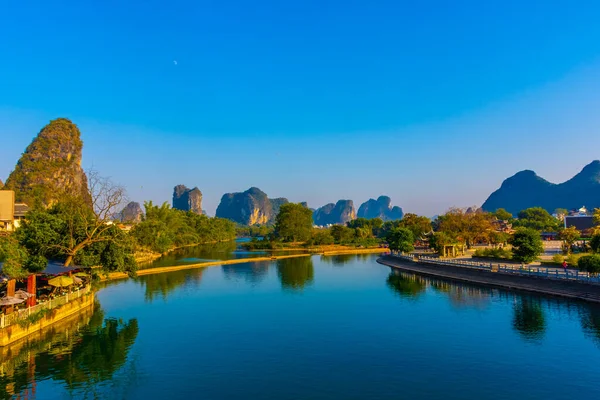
2 254 600 399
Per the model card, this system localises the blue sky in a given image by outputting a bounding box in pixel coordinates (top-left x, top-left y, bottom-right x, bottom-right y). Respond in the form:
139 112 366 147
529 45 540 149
1 0 600 216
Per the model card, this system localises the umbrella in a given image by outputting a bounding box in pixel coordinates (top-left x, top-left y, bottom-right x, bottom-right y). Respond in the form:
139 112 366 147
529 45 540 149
74 272 90 277
0 296 25 306
14 289 34 300
48 276 74 287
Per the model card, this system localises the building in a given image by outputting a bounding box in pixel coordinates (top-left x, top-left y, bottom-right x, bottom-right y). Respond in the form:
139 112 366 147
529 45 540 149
564 206 595 234
0 190 30 231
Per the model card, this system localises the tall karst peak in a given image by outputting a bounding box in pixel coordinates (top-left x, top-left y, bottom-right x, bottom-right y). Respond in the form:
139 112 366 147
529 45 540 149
172 185 203 214
4 118 90 208
357 196 404 221
313 200 356 226
482 160 600 215
215 187 288 225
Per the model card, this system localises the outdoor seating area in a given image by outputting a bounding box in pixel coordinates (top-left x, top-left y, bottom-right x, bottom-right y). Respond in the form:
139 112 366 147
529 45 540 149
0 269 92 321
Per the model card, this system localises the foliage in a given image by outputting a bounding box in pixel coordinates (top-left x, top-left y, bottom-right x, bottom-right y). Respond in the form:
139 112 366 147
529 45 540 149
330 225 356 244
236 225 273 238
578 254 600 275
472 247 512 260
386 228 415 253
552 254 564 264
429 232 456 255
493 208 513 221
510 227 544 263
0 235 47 278
487 231 511 247
436 207 493 248
307 229 335 246
131 201 236 253
513 207 560 232
590 234 600 253
273 203 313 242
17 308 52 328
397 213 432 240
594 208 600 226
558 226 581 253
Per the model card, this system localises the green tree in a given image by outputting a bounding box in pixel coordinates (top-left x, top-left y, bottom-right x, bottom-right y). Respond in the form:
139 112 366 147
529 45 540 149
399 213 432 240
493 208 513 221
514 207 560 232
510 227 544 263
590 234 600 253
330 225 355 244
273 203 313 242
386 227 415 253
429 232 455 256
558 226 580 254
309 229 335 245
436 207 493 248
578 254 600 275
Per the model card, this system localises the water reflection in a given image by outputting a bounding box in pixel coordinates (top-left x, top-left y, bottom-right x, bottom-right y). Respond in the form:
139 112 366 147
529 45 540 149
513 298 546 340
0 303 138 398
138 268 205 302
386 271 427 299
579 306 600 345
222 261 270 284
277 257 314 291
145 241 240 268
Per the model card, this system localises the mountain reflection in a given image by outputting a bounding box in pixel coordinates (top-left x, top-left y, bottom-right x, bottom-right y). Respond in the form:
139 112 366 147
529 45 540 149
513 298 546 340
138 268 204 302
0 304 138 399
222 261 270 283
277 257 314 291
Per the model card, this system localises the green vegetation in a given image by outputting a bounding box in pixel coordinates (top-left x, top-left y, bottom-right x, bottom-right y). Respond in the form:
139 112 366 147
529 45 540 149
510 227 544 263
131 201 236 254
273 203 313 242
236 225 273 238
578 254 600 275
513 207 560 232
590 233 600 253
493 208 513 221
386 228 414 253
472 247 512 260
434 207 493 249
558 226 580 254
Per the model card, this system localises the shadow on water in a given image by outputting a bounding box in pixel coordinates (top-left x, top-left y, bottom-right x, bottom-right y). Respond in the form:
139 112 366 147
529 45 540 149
386 267 600 345
277 257 314 291
0 303 138 399
319 253 372 266
222 261 270 284
137 268 205 302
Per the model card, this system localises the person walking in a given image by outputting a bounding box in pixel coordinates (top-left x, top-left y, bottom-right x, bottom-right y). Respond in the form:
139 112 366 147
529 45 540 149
562 260 568 276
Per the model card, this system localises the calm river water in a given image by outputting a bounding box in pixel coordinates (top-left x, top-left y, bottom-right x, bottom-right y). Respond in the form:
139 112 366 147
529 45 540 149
2 254 600 399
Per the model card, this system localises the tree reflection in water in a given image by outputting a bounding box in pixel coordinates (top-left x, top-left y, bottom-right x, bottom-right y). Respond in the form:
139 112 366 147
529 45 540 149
222 261 270 284
146 241 239 268
138 268 204 302
386 271 427 299
0 304 138 399
579 305 600 346
512 298 546 340
320 254 355 266
277 257 314 291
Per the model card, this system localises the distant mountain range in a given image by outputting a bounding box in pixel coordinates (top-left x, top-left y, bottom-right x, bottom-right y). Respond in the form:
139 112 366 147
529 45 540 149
482 160 600 215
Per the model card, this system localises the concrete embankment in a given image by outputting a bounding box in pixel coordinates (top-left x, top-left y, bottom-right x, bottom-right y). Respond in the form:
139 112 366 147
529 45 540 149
104 249 389 282
377 255 600 303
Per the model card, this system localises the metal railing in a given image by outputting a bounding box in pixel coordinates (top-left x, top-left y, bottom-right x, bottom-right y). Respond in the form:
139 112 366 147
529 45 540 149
0 285 92 329
389 253 600 284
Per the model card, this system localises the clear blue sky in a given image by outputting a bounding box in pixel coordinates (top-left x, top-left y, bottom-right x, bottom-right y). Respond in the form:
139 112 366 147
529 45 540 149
1 0 600 216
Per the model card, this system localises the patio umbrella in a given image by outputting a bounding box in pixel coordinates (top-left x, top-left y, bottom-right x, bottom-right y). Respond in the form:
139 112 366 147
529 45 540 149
14 289 34 300
0 296 25 306
74 272 89 277
48 276 74 287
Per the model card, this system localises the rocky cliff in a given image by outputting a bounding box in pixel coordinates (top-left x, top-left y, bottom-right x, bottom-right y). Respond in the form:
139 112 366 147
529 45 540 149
216 187 287 225
313 200 356 226
357 196 403 221
119 201 144 223
4 118 90 208
172 185 203 214
482 160 600 215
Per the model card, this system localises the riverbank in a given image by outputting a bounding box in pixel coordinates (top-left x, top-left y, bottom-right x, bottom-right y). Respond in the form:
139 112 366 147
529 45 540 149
378 255 600 303
104 248 389 281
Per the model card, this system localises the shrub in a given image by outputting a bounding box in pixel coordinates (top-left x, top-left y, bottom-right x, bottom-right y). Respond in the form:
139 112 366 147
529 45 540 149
552 254 564 264
473 247 512 260
578 254 600 275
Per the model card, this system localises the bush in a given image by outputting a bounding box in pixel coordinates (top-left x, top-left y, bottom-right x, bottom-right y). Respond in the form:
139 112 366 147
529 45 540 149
552 254 564 264
590 234 600 253
577 254 600 275
472 247 512 260
510 227 544 263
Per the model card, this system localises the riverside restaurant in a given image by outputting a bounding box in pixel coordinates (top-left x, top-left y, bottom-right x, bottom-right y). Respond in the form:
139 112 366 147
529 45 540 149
0 262 92 334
